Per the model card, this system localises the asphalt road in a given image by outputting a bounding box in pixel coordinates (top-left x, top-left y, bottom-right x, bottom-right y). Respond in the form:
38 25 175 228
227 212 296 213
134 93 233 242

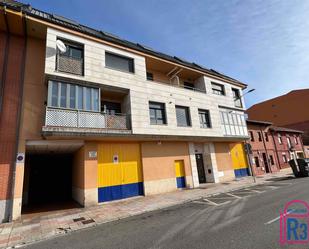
25 176 309 249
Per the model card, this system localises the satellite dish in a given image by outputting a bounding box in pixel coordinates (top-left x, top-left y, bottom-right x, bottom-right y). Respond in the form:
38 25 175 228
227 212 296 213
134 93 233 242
56 40 67 53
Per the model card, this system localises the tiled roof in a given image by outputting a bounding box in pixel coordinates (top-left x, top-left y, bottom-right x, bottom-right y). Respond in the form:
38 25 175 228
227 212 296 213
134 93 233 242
0 0 247 87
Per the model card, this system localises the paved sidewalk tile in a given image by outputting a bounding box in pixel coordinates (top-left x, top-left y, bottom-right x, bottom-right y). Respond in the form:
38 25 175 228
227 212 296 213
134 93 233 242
0 168 293 249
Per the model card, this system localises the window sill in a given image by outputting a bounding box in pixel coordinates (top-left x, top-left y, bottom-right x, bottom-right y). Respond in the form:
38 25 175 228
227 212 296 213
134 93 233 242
105 66 135 75
150 123 168 126
55 69 84 77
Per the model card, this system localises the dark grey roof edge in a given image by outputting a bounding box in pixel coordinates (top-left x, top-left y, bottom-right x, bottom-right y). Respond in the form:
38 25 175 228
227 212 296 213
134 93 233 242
269 126 304 134
246 119 273 125
1 0 247 87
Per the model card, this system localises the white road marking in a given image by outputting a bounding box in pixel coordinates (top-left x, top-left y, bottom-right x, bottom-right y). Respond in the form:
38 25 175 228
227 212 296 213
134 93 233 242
246 189 264 193
225 193 242 199
264 209 294 225
203 198 220 206
193 200 212 205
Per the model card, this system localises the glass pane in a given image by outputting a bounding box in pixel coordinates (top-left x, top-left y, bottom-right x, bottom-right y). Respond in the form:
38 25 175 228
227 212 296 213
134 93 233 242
69 85 76 109
156 109 163 119
93 89 99 111
85 88 91 110
51 82 58 107
78 86 83 109
149 109 156 118
60 83 67 108
70 47 82 59
156 118 163 125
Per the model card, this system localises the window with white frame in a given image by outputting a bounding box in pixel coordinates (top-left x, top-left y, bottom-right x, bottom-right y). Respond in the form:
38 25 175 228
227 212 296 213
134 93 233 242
278 134 282 144
287 136 292 148
48 81 100 112
220 110 247 136
294 135 298 144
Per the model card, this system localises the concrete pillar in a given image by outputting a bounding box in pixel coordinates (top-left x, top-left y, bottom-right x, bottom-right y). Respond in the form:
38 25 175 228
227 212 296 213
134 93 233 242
188 142 200 188
72 143 98 207
203 143 219 183
12 141 26 221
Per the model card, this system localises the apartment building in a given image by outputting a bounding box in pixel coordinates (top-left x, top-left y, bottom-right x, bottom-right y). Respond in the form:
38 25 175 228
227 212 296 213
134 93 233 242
0 1 250 222
247 89 309 145
247 120 304 176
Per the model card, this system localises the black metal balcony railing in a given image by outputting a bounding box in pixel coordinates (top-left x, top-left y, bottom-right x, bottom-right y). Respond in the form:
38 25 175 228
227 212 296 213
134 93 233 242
56 54 84 75
45 107 130 130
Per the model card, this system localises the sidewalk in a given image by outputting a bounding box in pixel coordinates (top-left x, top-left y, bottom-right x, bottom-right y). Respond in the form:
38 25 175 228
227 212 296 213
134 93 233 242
0 169 293 248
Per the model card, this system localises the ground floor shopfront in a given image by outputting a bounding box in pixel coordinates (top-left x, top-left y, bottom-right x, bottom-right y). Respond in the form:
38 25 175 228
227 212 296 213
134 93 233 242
9 139 249 221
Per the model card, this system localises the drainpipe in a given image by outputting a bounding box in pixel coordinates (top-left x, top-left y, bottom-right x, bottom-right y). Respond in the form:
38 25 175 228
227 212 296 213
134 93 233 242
0 6 10 114
8 11 28 222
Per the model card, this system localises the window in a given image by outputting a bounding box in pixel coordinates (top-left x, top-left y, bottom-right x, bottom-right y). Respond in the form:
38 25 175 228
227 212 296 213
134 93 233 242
211 83 225 95
220 110 247 136
184 82 195 91
254 157 260 167
176 105 191 127
56 39 84 75
269 155 274 165
294 135 298 144
48 81 100 112
146 72 153 81
61 42 83 59
149 101 166 125
282 154 287 163
264 132 269 142
287 137 292 148
198 109 211 128
249 131 254 141
258 132 262 141
278 134 282 144
232 88 242 108
105 52 134 73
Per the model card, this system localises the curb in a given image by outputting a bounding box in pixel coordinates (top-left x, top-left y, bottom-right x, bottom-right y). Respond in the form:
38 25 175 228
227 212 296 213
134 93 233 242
3 174 292 249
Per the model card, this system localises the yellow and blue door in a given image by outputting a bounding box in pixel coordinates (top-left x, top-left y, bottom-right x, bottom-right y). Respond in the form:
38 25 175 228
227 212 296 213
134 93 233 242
175 160 186 188
230 143 250 178
98 143 144 202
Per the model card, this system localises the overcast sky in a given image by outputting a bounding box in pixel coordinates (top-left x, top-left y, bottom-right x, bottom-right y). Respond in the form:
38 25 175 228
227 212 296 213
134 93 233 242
26 0 309 107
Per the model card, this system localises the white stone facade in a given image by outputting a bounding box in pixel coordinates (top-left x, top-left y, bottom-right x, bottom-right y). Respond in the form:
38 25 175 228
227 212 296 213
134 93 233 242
45 28 247 139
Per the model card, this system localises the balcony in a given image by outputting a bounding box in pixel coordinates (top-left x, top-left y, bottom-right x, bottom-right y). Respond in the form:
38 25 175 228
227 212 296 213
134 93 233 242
56 54 84 76
43 107 131 134
145 57 206 93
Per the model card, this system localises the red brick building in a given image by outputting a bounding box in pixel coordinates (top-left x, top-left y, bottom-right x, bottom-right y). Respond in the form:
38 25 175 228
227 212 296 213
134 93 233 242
246 89 309 145
0 16 27 221
247 120 304 176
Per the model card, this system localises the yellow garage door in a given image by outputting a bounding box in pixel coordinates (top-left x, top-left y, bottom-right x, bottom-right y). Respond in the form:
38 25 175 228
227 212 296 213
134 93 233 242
98 143 143 202
175 160 186 188
230 143 249 178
